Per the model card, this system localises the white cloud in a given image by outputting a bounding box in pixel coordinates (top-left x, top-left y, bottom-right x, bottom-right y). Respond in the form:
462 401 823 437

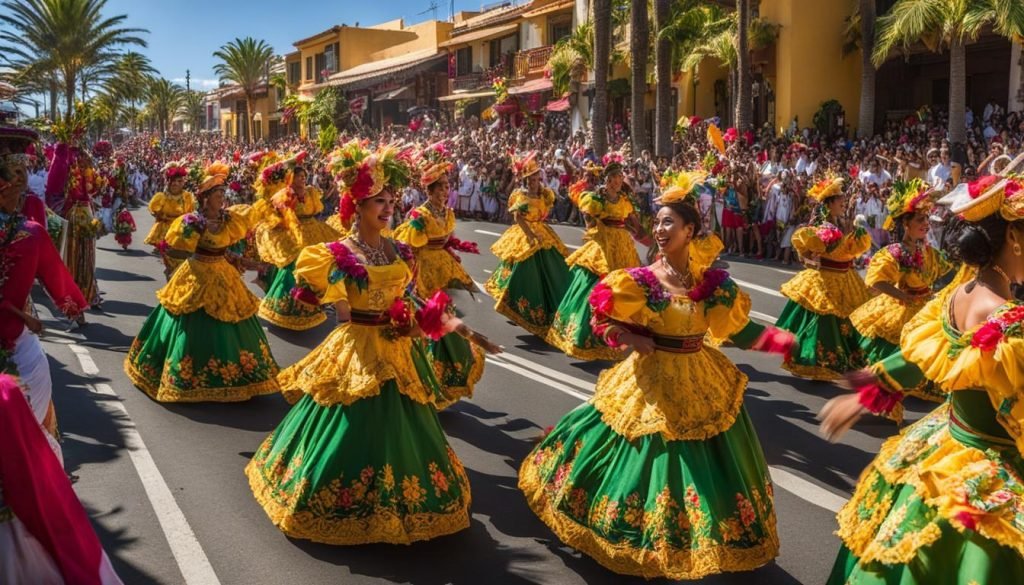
171 78 220 90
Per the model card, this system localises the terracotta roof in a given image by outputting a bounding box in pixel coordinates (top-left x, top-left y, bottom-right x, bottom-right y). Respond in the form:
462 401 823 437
440 23 519 48
323 49 446 90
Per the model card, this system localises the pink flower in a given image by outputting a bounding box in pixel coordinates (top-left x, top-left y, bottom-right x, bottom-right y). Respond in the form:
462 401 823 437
971 322 1004 352
688 268 728 303
415 290 454 340
290 285 319 306
589 282 615 318
387 298 412 329
849 370 903 415
954 510 979 531
816 226 843 247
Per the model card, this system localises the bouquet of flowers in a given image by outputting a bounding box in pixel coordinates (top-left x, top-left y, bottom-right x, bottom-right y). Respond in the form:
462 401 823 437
114 208 137 249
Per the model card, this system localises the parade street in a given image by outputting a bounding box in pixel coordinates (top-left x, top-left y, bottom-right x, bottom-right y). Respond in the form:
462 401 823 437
40 211 928 585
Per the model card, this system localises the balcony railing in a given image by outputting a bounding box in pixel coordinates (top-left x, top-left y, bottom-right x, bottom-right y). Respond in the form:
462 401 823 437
451 72 488 92
512 46 554 80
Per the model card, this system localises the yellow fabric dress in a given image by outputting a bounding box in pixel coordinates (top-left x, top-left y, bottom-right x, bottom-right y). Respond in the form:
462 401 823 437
392 203 477 297
144 190 195 246
124 206 281 402
246 240 472 545
485 187 571 337
520 266 779 579
850 244 954 366
830 292 1024 583
253 186 340 330
776 224 872 380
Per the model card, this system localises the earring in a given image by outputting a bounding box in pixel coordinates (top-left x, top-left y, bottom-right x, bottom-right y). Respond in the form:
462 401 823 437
1015 243 1022 257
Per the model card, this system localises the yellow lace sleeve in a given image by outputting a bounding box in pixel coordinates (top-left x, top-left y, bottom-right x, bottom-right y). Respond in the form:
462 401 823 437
508 190 528 214
225 205 254 242
392 212 429 248
306 187 325 215
690 233 724 274
865 247 900 288
599 269 653 327
294 243 348 305
183 192 196 213
790 227 824 256
163 215 199 253
839 228 873 257
148 193 166 217
543 187 555 209
578 192 604 218
704 276 753 340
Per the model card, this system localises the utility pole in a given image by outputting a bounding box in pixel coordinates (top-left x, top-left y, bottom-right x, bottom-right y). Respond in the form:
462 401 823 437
186 69 191 92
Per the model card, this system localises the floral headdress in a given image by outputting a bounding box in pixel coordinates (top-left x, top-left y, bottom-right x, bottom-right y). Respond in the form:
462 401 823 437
657 170 707 205
328 139 386 225
806 174 845 203
883 178 932 230
0 125 39 166
197 161 231 195
377 143 415 190
161 160 189 180
91 140 113 160
416 141 453 188
511 151 541 178
946 153 1024 222
252 151 286 199
282 150 309 187
601 151 624 178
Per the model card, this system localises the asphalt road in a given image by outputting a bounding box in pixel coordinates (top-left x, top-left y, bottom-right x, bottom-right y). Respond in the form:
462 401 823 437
35 210 933 585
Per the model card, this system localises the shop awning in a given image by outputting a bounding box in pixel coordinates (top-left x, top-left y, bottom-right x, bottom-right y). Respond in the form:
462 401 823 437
508 78 553 95
439 23 519 48
545 96 570 112
374 85 414 101
325 49 446 91
437 90 494 102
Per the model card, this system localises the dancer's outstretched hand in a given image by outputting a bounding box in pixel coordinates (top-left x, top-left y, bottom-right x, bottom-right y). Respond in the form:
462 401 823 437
818 394 865 443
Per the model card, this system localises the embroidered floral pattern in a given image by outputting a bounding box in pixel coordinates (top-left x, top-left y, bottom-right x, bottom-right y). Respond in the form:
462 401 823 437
625 266 671 312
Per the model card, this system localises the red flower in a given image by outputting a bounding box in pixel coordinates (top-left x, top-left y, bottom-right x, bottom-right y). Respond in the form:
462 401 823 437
968 175 999 199
415 290 454 340
953 510 979 531
688 268 728 303
589 282 615 318
290 285 319 306
350 164 373 199
971 322 1005 352
387 298 412 333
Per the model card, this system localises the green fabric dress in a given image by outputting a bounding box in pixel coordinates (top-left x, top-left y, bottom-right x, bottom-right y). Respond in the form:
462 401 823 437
520 266 783 580
246 239 471 544
258 261 326 330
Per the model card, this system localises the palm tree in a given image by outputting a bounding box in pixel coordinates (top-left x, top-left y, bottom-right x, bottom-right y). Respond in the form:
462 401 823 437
0 0 147 121
653 0 672 158
213 37 274 143
146 78 184 137
857 0 877 138
734 0 752 131
592 0 612 157
109 51 156 130
546 21 593 135
629 0 649 154
179 90 206 133
874 0 1024 152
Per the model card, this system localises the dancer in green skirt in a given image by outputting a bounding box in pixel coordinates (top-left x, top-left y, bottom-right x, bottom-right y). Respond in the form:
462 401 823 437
776 175 872 381
485 151 570 337
253 153 340 330
820 173 1024 584
520 194 796 580
124 162 281 402
544 153 647 361
247 141 477 545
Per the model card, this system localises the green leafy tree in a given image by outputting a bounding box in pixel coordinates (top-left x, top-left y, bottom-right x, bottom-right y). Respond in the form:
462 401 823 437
146 78 184 137
213 37 274 143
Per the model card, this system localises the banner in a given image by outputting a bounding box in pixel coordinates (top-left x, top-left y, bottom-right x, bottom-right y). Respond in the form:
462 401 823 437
349 95 368 115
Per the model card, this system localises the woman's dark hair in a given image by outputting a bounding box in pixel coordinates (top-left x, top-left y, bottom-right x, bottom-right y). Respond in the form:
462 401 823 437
945 213 1010 267
0 158 12 183
662 199 703 237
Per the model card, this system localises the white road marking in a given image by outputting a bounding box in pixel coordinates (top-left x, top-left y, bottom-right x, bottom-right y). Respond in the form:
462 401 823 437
496 352 594 392
750 310 778 324
733 278 784 299
67 345 221 585
769 467 847 513
483 269 493 274
472 280 492 298
485 356 592 401
490 348 848 513
474 229 504 238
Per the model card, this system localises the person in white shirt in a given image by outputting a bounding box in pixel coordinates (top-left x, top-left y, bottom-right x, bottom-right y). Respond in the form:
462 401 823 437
457 163 477 217
925 149 952 188
858 159 892 189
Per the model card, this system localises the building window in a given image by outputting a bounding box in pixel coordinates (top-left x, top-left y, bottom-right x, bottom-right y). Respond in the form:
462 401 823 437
306 56 313 81
288 61 301 85
315 53 327 83
550 20 572 44
324 42 339 75
456 47 472 76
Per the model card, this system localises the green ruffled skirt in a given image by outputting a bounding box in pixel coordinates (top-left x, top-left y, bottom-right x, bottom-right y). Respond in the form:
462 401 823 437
484 247 569 338
776 300 865 381
246 383 472 545
425 334 485 411
124 306 280 402
258 261 326 330
545 266 625 361
519 403 778 580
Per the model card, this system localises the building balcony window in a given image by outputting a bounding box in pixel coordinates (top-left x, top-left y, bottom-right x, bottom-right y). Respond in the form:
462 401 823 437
512 46 553 80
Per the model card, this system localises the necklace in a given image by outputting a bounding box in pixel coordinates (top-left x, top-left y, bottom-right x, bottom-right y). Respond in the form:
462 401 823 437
425 199 446 218
660 256 692 288
991 265 1012 286
351 234 390 266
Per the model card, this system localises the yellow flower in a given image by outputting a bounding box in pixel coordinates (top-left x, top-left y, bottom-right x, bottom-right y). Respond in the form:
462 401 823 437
381 464 395 492
401 475 427 509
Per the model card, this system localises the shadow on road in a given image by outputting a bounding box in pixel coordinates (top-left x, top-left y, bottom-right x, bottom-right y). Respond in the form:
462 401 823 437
159 393 290 433
96 266 156 282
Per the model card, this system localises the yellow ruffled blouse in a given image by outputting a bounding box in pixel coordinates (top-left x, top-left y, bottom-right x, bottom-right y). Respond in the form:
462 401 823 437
254 186 340 268
155 206 259 323
566 190 640 276
781 224 872 317
590 266 753 442
839 292 1024 564
850 244 954 344
491 188 568 263
277 241 436 408
393 204 475 297
145 191 195 245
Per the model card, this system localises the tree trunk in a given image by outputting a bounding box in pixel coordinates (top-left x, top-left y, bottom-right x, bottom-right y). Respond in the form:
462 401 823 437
592 0 611 157
948 36 968 158
735 0 752 131
64 74 76 122
246 94 257 143
856 0 876 138
653 0 672 159
49 80 58 121
629 0 649 155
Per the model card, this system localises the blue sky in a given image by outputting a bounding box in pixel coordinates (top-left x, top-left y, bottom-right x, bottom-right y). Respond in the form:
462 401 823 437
102 0 496 90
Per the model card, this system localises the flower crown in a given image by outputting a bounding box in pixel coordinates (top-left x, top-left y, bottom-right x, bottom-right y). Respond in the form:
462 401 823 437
511 151 540 178
807 174 845 203
328 140 386 225
417 142 453 188
883 178 932 230
658 170 707 205
198 161 231 195
162 160 189 179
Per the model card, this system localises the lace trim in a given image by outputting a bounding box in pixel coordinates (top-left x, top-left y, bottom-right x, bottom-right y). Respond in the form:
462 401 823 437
257 301 326 331
124 356 280 402
518 464 779 580
781 361 845 381
780 268 870 318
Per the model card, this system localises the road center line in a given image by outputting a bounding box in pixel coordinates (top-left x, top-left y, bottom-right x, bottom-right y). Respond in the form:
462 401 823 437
732 278 784 299
66 343 221 585
496 352 595 392
749 310 778 323
485 356 592 401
